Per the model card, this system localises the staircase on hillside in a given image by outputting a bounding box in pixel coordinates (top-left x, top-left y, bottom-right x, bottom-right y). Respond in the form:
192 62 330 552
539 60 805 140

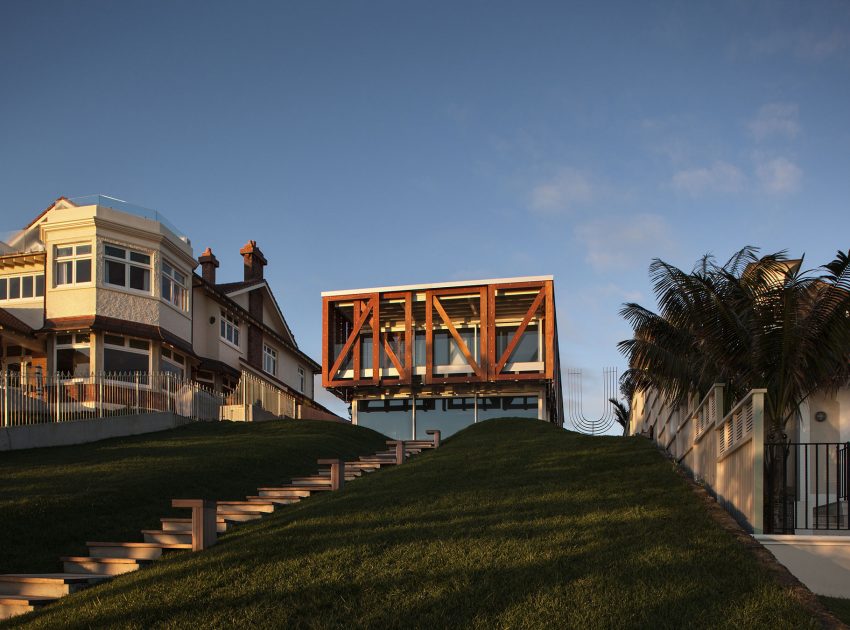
0 433 441 620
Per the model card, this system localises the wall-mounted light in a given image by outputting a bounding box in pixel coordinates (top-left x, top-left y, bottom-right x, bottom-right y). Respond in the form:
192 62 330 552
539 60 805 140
815 411 828 423
209 316 216 325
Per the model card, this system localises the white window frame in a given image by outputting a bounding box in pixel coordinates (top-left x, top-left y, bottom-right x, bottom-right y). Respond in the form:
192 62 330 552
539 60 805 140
160 346 186 377
103 334 152 382
298 366 305 393
161 260 188 311
220 310 241 349
263 344 277 376
54 333 92 380
54 244 93 287
104 243 152 294
0 272 45 302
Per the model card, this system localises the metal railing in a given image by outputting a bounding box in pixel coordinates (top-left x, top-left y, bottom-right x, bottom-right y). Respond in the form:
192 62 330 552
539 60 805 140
225 370 297 419
766 442 850 533
0 370 223 427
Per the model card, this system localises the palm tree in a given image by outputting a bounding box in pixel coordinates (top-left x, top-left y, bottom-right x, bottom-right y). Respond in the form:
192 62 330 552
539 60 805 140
608 398 630 436
618 247 850 437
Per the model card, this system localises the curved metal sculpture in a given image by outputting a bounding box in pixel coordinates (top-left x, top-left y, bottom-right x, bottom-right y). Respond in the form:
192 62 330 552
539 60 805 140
566 367 618 435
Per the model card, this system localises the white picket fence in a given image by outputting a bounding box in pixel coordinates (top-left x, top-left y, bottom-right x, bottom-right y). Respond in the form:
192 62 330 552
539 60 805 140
0 370 223 427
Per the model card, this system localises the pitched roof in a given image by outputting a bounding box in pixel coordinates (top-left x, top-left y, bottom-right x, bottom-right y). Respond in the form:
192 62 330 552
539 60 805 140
193 274 320 372
215 279 265 294
0 308 34 335
216 279 297 348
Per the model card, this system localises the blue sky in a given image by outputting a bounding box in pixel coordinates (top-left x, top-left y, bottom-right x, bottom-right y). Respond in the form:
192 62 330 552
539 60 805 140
2 1 849 426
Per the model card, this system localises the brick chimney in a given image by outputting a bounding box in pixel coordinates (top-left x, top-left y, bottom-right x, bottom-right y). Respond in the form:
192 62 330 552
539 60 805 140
198 247 219 284
240 240 267 282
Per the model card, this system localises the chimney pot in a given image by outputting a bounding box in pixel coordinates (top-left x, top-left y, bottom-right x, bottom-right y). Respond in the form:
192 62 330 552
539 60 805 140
198 247 219 285
240 240 267 282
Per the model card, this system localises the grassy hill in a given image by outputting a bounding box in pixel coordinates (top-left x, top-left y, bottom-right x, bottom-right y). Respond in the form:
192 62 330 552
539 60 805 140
6 418 820 629
0 419 387 574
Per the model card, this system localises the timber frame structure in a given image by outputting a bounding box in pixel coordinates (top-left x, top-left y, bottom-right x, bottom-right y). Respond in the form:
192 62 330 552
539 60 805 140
321 276 563 426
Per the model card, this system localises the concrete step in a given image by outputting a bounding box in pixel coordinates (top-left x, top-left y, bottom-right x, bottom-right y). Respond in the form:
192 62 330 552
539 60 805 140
288 477 333 486
245 496 301 505
161 517 231 533
87 541 191 560
0 594 55 620
273 485 333 493
60 556 148 576
0 574 109 598
256 488 313 498
217 511 265 523
217 501 276 514
142 530 192 545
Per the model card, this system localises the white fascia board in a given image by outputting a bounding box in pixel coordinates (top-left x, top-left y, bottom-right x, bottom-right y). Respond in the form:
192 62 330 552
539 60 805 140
321 275 554 297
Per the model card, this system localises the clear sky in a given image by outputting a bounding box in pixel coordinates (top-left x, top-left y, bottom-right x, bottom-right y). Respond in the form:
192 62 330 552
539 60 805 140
2 1 848 427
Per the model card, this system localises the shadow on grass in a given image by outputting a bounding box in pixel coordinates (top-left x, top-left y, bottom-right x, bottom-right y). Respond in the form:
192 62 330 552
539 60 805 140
6 419 818 629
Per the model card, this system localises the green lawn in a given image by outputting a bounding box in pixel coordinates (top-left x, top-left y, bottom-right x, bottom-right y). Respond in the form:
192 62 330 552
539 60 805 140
0 419 387 574
821 597 850 625
6 418 821 629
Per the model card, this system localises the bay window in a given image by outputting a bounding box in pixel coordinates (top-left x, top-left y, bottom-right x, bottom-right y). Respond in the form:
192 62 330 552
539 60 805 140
55 244 92 286
104 244 151 292
161 261 188 310
55 333 91 377
103 334 151 377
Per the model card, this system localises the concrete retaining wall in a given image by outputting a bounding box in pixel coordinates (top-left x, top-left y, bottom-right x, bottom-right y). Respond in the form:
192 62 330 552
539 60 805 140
0 412 190 452
755 534 850 597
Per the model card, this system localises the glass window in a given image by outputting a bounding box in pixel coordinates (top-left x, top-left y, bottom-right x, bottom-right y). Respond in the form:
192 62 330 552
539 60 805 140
497 325 540 364
103 335 150 376
55 335 91 377
298 367 305 392
161 347 186 377
357 399 412 440
35 275 44 297
0 278 6 300
161 261 188 310
55 243 92 286
104 243 151 292
477 396 539 422
220 310 240 347
415 397 476 439
360 335 373 369
21 276 33 298
8 277 20 300
263 344 277 376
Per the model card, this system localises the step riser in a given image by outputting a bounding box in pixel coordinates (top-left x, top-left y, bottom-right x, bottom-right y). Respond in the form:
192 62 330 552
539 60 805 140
88 546 164 560
217 505 275 514
143 532 191 545
218 513 264 522
257 490 312 498
247 497 299 505
0 582 74 598
0 603 37 621
62 560 140 576
161 520 230 533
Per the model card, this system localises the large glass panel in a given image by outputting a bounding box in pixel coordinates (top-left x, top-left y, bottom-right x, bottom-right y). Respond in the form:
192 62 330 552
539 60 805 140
76 259 92 283
0 278 6 300
106 260 125 286
129 266 150 291
21 276 33 298
104 348 149 374
415 397 475 439
360 335 373 370
414 331 426 367
56 347 90 377
477 396 539 421
357 399 412 439
496 325 539 364
9 278 20 299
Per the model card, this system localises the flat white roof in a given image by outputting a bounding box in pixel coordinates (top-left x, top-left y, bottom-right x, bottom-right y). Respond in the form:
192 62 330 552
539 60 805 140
321 275 554 297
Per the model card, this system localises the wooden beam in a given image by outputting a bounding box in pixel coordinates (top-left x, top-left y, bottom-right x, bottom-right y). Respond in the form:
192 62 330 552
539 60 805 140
382 333 405 378
496 287 545 373
352 300 361 382
545 280 555 380
487 284 496 380
404 292 413 384
425 291 433 384
328 298 374 381
371 292 380 384
479 286 488 382
321 297 330 386
433 296 483 379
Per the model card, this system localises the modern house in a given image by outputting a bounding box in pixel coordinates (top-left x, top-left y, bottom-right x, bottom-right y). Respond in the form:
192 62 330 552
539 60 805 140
0 195 335 423
321 276 563 439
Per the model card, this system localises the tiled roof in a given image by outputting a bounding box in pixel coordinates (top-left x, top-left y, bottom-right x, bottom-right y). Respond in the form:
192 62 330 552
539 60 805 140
0 308 34 335
215 279 265 293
